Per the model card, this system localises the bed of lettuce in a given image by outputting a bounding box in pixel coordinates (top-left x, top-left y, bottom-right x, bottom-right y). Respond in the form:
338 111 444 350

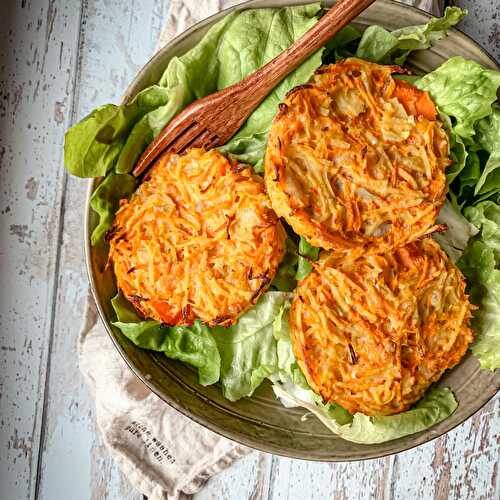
65 4 500 445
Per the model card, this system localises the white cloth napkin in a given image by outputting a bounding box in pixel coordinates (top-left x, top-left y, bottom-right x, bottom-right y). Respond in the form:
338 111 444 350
79 299 249 500
79 1 442 498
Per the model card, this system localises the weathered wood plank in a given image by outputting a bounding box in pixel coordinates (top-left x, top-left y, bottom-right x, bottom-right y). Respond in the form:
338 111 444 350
0 1 84 498
267 455 394 500
35 179 141 500
194 452 273 500
390 395 499 500
35 1 170 499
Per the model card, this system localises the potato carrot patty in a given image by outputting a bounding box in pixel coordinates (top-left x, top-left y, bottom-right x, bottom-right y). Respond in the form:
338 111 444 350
290 239 474 416
265 58 450 256
109 148 285 327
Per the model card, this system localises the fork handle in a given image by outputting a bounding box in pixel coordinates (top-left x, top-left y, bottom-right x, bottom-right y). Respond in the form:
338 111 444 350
238 0 375 103
132 0 376 177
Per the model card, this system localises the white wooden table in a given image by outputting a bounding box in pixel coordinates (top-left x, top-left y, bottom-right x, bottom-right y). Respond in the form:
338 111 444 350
0 1 498 499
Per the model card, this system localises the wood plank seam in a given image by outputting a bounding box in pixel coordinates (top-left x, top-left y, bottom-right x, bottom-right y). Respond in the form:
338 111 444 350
266 454 280 500
32 0 87 498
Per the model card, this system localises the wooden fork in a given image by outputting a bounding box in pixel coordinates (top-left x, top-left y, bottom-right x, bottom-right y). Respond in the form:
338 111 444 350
132 0 375 177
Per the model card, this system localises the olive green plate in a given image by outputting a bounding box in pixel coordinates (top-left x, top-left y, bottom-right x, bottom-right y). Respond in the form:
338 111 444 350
85 0 500 461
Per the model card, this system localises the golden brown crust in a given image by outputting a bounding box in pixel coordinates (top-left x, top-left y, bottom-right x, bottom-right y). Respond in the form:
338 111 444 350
109 148 286 327
264 58 450 255
290 239 474 416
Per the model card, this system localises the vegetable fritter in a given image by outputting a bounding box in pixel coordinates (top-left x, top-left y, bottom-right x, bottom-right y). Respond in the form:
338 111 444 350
109 148 286 327
265 58 450 255
290 239 474 416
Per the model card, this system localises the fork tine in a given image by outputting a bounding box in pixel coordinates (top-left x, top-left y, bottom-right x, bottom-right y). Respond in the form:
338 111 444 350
192 132 219 150
188 129 210 149
132 119 196 177
171 125 210 155
204 134 220 149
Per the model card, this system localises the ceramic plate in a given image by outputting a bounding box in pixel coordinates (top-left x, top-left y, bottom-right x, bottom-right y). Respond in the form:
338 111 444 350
85 0 500 460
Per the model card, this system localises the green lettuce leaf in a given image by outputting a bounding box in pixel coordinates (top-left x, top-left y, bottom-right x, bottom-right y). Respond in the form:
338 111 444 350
296 237 320 280
475 153 500 200
89 173 137 245
474 105 500 197
476 105 500 154
437 111 468 185
64 86 172 178
271 238 299 292
456 150 481 200
272 297 302 381
211 291 290 401
64 105 124 179
356 26 399 63
448 135 468 186
219 5 323 171
470 268 500 370
322 24 362 64
355 7 465 65
417 59 500 205
114 88 185 174
459 201 500 369
111 290 291 395
464 201 500 256
459 240 500 370
111 293 220 385
274 384 457 444
416 57 500 140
